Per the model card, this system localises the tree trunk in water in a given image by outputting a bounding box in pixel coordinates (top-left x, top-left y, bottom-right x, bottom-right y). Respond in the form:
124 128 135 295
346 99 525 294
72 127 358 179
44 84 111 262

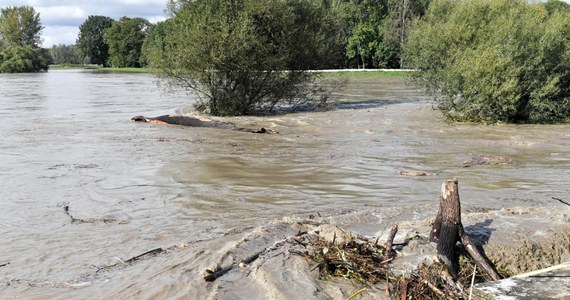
430 178 501 281
430 179 461 278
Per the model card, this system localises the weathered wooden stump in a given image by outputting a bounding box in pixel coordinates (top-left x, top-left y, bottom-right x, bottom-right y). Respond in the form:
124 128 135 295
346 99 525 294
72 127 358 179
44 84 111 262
430 178 500 281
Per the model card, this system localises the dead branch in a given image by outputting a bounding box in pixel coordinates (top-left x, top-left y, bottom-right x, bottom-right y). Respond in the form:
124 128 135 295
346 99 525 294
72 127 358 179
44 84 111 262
125 248 165 264
62 202 121 224
458 226 500 281
385 224 399 258
552 197 570 206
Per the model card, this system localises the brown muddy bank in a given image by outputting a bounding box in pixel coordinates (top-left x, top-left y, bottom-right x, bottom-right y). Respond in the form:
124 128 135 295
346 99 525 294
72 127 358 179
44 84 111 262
2 204 568 299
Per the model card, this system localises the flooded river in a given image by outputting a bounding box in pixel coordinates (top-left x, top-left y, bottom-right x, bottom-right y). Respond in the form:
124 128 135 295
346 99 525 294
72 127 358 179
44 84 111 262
1 70 569 298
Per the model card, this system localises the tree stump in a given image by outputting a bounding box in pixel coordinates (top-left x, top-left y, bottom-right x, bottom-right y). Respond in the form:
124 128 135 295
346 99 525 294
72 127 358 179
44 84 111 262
430 178 500 281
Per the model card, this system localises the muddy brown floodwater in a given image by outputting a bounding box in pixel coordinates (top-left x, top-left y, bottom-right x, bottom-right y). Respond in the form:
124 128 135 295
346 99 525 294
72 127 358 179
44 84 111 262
1 70 569 299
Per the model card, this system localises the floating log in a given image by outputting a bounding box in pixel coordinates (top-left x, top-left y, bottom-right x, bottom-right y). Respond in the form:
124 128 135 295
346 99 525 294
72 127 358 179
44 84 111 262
132 115 276 134
430 178 500 281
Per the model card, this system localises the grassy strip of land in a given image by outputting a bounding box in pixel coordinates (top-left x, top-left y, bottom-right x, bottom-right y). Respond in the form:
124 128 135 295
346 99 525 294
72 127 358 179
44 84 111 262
318 69 413 77
49 65 412 77
48 65 151 73
94 67 152 73
48 64 96 70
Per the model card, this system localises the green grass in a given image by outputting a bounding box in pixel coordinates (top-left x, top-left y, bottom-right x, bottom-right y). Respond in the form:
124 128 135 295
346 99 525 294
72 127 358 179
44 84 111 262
94 67 152 73
48 65 152 73
319 70 413 78
48 66 412 77
49 64 95 70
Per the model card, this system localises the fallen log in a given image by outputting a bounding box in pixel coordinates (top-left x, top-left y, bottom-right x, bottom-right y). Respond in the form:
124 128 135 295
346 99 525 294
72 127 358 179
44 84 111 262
430 178 500 281
132 115 276 134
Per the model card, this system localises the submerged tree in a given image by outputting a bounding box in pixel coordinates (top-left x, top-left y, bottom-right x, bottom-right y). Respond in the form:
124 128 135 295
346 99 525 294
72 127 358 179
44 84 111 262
405 0 570 123
0 6 48 72
77 15 114 66
146 0 340 116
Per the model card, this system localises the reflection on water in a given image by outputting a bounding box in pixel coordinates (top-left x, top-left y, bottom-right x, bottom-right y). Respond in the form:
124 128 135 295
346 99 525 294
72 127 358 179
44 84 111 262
1 70 569 297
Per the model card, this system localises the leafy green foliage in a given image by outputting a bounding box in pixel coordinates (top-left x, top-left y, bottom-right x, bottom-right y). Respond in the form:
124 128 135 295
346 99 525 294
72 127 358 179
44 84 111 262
0 45 48 72
544 0 570 15
405 0 570 123
383 0 430 67
77 15 114 66
104 17 150 68
0 6 48 73
146 0 340 116
140 20 172 67
341 0 392 68
0 6 43 47
340 0 429 69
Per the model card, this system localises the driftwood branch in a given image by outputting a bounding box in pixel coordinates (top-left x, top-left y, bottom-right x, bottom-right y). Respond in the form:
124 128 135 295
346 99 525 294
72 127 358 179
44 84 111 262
512 261 570 279
125 248 165 264
458 225 500 281
431 178 500 281
552 197 570 206
62 202 121 224
385 224 399 258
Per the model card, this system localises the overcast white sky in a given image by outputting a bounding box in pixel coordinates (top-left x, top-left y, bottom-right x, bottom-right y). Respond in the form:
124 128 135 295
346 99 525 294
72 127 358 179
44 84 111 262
0 0 168 47
1 0 570 47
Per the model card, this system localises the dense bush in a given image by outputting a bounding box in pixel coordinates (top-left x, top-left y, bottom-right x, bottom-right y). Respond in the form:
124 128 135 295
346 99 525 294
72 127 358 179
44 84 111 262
405 0 570 123
0 45 48 73
147 0 340 116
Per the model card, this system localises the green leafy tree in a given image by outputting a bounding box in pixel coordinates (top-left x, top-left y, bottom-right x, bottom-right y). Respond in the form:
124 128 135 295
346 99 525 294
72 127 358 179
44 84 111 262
405 0 570 123
0 6 48 72
383 0 430 67
147 0 340 116
338 0 407 69
346 22 378 69
141 20 172 66
0 6 43 47
544 0 570 14
104 17 150 68
76 15 114 66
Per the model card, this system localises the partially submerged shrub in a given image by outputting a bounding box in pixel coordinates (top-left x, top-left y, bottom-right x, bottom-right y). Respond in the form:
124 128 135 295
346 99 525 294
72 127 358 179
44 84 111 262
405 0 570 123
0 45 48 73
146 0 340 116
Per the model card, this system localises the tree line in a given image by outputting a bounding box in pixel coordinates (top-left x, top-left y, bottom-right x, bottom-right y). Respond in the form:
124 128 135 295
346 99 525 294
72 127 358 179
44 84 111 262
1 0 569 122
0 0 431 71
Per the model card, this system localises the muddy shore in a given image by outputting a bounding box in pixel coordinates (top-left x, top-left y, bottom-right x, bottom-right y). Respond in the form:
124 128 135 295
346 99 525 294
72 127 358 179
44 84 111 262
3 202 568 299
